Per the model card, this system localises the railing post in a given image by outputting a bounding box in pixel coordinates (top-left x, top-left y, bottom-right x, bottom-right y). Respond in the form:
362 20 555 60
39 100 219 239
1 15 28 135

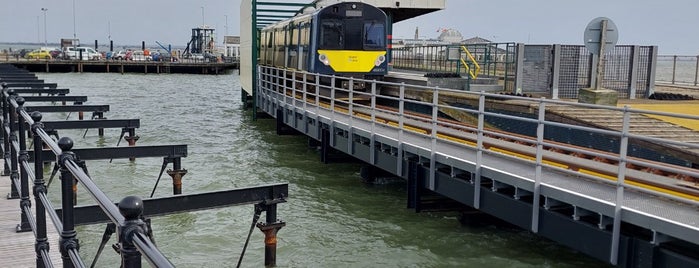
671 55 677 84
16 96 32 232
531 98 546 233
57 137 79 268
610 106 631 265
118 196 145 268
473 94 486 209
31 111 50 268
1 83 8 176
695 55 699 87
8 92 20 199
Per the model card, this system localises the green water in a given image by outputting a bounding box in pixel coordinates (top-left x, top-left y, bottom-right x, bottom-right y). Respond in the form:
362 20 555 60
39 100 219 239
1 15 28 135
35 72 607 267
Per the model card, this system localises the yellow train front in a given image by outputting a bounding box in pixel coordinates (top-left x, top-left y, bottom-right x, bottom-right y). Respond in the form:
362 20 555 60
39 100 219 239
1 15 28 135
260 2 388 77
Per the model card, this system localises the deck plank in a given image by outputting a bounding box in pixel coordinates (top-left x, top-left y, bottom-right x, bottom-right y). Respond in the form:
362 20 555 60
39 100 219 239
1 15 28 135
0 160 63 267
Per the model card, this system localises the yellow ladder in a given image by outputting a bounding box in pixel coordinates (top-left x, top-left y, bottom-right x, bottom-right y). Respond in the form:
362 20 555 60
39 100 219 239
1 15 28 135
459 46 481 79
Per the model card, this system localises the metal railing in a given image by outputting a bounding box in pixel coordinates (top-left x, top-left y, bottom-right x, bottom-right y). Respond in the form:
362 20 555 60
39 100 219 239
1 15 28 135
1 66 287 267
2 88 173 267
459 46 481 79
656 55 699 86
258 65 699 264
390 43 515 80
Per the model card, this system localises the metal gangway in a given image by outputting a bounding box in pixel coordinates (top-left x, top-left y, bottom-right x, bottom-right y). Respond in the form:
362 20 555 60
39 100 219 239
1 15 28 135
255 66 699 267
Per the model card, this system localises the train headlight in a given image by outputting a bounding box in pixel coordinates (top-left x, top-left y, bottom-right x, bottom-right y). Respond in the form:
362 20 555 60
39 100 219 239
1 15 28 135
319 54 330 66
375 55 386 66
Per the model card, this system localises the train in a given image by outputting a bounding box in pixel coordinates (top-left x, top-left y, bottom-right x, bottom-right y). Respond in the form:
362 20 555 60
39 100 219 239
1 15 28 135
259 2 388 79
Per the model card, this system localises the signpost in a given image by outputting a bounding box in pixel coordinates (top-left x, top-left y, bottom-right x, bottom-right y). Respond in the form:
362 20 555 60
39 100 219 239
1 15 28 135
584 17 619 90
579 17 620 105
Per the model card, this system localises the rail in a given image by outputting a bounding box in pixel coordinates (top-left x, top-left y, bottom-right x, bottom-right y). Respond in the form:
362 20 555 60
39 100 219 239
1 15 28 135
459 46 481 79
258 65 699 264
656 55 699 86
1 66 288 267
2 89 173 267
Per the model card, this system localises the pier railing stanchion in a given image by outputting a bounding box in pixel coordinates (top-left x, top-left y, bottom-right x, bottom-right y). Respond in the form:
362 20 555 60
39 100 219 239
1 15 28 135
118 196 146 268
58 137 79 268
8 92 20 199
1 83 10 176
16 96 32 232
31 111 50 267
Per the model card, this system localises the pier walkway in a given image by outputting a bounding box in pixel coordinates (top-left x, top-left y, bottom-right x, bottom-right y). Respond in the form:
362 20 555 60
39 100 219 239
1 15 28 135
0 160 62 266
254 66 699 267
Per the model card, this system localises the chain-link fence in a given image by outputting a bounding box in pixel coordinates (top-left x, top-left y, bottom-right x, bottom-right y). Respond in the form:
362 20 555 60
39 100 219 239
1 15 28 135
656 55 699 86
518 45 656 99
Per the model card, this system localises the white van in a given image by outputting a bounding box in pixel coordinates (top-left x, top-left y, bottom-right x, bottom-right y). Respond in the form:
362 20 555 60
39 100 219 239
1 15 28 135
64 47 102 60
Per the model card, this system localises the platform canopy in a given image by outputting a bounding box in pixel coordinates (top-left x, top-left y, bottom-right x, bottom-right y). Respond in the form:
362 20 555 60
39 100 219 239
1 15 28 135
252 0 446 28
309 0 445 23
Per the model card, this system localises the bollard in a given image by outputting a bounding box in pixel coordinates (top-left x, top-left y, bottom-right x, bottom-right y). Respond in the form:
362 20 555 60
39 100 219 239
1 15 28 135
31 111 50 267
118 196 146 268
57 137 80 267
166 157 187 195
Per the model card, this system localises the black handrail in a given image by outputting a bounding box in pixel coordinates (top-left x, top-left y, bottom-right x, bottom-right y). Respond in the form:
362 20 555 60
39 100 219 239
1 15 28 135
1 67 287 267
2 84 171 267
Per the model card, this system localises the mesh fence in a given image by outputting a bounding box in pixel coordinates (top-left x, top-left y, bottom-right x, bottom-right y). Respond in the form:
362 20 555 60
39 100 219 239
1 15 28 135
523 45 655 98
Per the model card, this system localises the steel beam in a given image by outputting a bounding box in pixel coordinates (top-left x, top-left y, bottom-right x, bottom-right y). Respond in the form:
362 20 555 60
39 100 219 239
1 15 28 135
3 83 57 88
41 119 139 131
21 95 87 102
29 145 188 162
58 183 289 225
25 105 110 113
11 88 70 94
0 79 44 83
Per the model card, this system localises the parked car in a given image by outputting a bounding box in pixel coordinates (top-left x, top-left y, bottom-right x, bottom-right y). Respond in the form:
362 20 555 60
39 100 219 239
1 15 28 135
64 47 102 60
25 49 52 59
112 50 127 60
130 50 152 61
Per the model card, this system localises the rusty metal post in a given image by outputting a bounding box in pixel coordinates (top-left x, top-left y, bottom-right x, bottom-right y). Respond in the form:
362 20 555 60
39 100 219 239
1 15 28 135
75 101 84 120
94 111 106 136
257 204 285 267
166 157 187 195
123 128 139 161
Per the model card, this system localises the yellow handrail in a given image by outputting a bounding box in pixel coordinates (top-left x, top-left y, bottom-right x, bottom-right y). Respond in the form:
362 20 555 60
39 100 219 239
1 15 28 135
460 46 481 79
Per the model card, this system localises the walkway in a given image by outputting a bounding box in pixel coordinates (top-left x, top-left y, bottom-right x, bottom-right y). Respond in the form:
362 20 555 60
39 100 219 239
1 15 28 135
0 160 62 267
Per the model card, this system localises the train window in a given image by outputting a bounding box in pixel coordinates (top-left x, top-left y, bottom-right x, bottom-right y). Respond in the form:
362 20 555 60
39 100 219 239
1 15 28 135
320 20 343 49
364 22 384 49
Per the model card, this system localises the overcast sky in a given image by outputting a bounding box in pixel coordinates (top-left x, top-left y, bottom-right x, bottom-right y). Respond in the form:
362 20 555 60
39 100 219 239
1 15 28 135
2 0 697 54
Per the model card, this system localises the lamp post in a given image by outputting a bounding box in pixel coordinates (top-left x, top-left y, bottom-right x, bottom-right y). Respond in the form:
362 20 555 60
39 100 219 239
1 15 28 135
41 8 48 47
224 15 228 36
201 6 205 27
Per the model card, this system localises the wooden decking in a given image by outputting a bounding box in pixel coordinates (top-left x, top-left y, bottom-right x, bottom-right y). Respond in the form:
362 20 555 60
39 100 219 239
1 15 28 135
0 160 63 267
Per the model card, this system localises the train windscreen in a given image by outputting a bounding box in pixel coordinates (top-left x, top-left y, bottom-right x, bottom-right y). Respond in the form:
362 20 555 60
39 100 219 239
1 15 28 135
364 22 384 49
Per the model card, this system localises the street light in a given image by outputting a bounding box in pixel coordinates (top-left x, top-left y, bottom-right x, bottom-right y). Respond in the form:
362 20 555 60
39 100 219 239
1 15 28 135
224 15 228 36
41 8 48 47
201 6 205 27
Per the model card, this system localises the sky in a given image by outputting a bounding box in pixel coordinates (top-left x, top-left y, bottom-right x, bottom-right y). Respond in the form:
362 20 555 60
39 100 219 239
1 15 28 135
1 0 698 54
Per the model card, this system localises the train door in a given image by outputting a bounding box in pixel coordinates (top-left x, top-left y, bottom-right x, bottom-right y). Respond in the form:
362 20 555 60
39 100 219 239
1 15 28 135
287 23 299 69
298 19 310 71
